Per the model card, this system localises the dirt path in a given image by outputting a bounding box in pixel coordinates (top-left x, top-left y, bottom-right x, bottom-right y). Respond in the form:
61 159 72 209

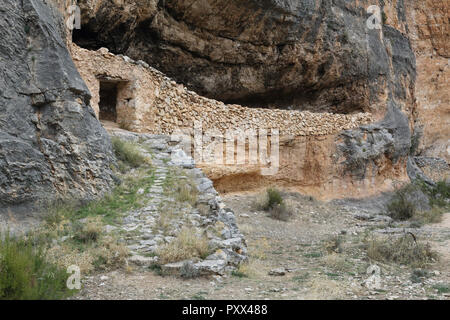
74 193 450 300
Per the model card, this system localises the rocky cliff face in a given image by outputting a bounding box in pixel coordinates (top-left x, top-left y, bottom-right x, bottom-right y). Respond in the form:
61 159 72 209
404 0 449 162
74 0 448 163
0 0 115 212
74 0 416 116
72 0 424 196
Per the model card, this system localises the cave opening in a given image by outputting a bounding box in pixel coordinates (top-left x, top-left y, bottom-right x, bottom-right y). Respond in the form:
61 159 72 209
99 81 119 122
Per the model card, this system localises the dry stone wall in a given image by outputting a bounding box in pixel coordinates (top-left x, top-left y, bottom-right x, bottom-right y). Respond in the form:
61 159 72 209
72 44 373 136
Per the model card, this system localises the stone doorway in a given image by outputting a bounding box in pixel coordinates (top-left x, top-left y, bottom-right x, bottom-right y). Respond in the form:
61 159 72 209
99 80 119 122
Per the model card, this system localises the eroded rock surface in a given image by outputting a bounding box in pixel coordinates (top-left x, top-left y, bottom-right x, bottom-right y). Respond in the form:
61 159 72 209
74 0 416 115
0 0 115 211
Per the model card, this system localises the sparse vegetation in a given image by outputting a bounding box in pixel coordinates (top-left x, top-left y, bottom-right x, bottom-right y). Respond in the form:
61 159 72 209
432 283 450 294
1 144 154 293
324 235 344 254
231 270 248 278
367 235 438 268
386 184 417 221
175 181 198 206
156 227 210 264
111 136 149 169
254 188 295 221
387 180 449 223
410 269 431 283
70 167 155 224
419 179 450 208
414 207 444 225
322 253 349 272
0 233 74 300
163 167 198 207
73 217 103 244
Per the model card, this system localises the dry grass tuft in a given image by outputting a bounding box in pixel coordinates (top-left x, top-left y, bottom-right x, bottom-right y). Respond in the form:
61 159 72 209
73 217 103 243
234 259 266 278
304 276 346 300
176 182 198 206
367 235 438 268
322 253 349 272
323 235 344 254
157 227 210 264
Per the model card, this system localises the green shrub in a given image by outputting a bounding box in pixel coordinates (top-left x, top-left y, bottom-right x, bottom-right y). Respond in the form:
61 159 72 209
387 184 417 221
231 270 248 278
410 269 430 283
266 188 283 209
428 180 450 208
416 179 449 208
0 233 74 300
111 137 148 168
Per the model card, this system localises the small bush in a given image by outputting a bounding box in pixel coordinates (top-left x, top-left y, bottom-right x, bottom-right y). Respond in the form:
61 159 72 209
157 228 210 264
233 260 265 278
91 237 129 271
231 270 248 278
254 188 294 221
387 180 449 223
266 188 283 209
0 233 74 300
367 235 438 268
410 269 430 283
73 217 103 244
111 137 148 168
387 184 417 220
427 180 450 208
268 202 294 221
322 253 349 272
254 188 283 211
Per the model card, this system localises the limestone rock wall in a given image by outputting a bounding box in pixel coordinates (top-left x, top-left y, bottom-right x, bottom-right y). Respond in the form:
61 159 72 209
0 0 115 212
404 0 449 161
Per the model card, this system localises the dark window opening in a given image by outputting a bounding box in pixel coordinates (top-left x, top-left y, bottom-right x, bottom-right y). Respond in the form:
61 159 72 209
99 81 118 122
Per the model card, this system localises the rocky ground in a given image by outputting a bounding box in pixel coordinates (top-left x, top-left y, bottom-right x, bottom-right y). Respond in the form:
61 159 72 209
73 188 450 300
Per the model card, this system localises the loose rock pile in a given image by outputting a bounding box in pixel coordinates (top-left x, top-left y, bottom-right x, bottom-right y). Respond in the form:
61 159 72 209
110 130 247 275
